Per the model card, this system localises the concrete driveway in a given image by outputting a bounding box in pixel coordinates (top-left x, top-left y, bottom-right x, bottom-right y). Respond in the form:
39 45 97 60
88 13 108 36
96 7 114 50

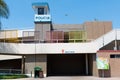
11 76 120 80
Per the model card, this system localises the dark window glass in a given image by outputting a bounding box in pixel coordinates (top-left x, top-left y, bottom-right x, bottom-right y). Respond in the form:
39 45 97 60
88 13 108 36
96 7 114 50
110 54 120 58
110 55 115 58
116 55 120 58
38 8 44 15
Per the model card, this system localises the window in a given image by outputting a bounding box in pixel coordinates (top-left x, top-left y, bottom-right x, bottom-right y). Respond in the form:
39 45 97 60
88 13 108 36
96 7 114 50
38 8 44 15
110 54 120 58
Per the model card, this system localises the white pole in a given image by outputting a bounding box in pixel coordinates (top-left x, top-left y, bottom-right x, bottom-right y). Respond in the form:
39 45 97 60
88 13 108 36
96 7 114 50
115 29 117 50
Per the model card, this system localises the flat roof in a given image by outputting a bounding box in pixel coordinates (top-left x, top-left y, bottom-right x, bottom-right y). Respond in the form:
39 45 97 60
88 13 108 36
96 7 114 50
32 2 49 7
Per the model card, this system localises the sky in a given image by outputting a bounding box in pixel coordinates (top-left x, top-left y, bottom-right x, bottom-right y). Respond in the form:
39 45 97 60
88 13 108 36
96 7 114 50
1 0 120 30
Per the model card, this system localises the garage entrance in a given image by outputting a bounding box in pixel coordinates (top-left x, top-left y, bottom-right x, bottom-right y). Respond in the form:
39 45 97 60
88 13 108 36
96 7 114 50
47 54 93 76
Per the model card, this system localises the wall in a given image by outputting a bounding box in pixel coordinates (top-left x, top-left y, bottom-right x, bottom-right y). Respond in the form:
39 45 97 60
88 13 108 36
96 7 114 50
85 21 112 41
97 50 120 77
35 23 51 42
52 21 112 42
53 24 85 31
25 54 47 77
0 42 98 54
92 54 99 76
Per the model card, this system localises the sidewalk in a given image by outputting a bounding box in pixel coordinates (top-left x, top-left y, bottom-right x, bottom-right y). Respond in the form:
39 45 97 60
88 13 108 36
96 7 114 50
11 76 120 80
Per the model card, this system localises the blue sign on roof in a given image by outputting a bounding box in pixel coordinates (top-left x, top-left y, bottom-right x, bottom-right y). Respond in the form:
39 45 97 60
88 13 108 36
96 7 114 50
32 2 49 7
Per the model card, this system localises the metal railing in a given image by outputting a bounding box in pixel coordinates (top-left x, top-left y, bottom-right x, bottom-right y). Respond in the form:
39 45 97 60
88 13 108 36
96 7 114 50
93 29 120 50
0 69 21 74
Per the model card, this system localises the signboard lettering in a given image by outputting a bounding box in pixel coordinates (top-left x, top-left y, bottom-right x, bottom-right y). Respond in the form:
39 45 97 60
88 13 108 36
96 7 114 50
34 15 51 22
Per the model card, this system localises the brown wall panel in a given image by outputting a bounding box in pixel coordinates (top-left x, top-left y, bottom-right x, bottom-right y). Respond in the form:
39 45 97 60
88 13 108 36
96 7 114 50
97 51 120 77
85 21 112 41
25 54 47 76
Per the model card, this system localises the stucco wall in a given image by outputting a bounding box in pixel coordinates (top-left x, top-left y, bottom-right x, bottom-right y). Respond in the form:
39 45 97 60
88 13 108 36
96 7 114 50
97 50 120 77
35 23 51 42
85 21 112 41
25 54 47 77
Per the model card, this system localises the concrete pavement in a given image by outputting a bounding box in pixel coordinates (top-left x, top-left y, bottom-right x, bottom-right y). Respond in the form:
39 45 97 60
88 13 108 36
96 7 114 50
9 76 120 80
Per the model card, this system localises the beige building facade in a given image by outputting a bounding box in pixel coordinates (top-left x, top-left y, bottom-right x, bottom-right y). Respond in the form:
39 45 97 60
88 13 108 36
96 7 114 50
0 2 120 78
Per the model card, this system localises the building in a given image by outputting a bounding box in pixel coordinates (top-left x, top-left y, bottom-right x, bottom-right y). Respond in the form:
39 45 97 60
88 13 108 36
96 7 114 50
0 2 120 77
